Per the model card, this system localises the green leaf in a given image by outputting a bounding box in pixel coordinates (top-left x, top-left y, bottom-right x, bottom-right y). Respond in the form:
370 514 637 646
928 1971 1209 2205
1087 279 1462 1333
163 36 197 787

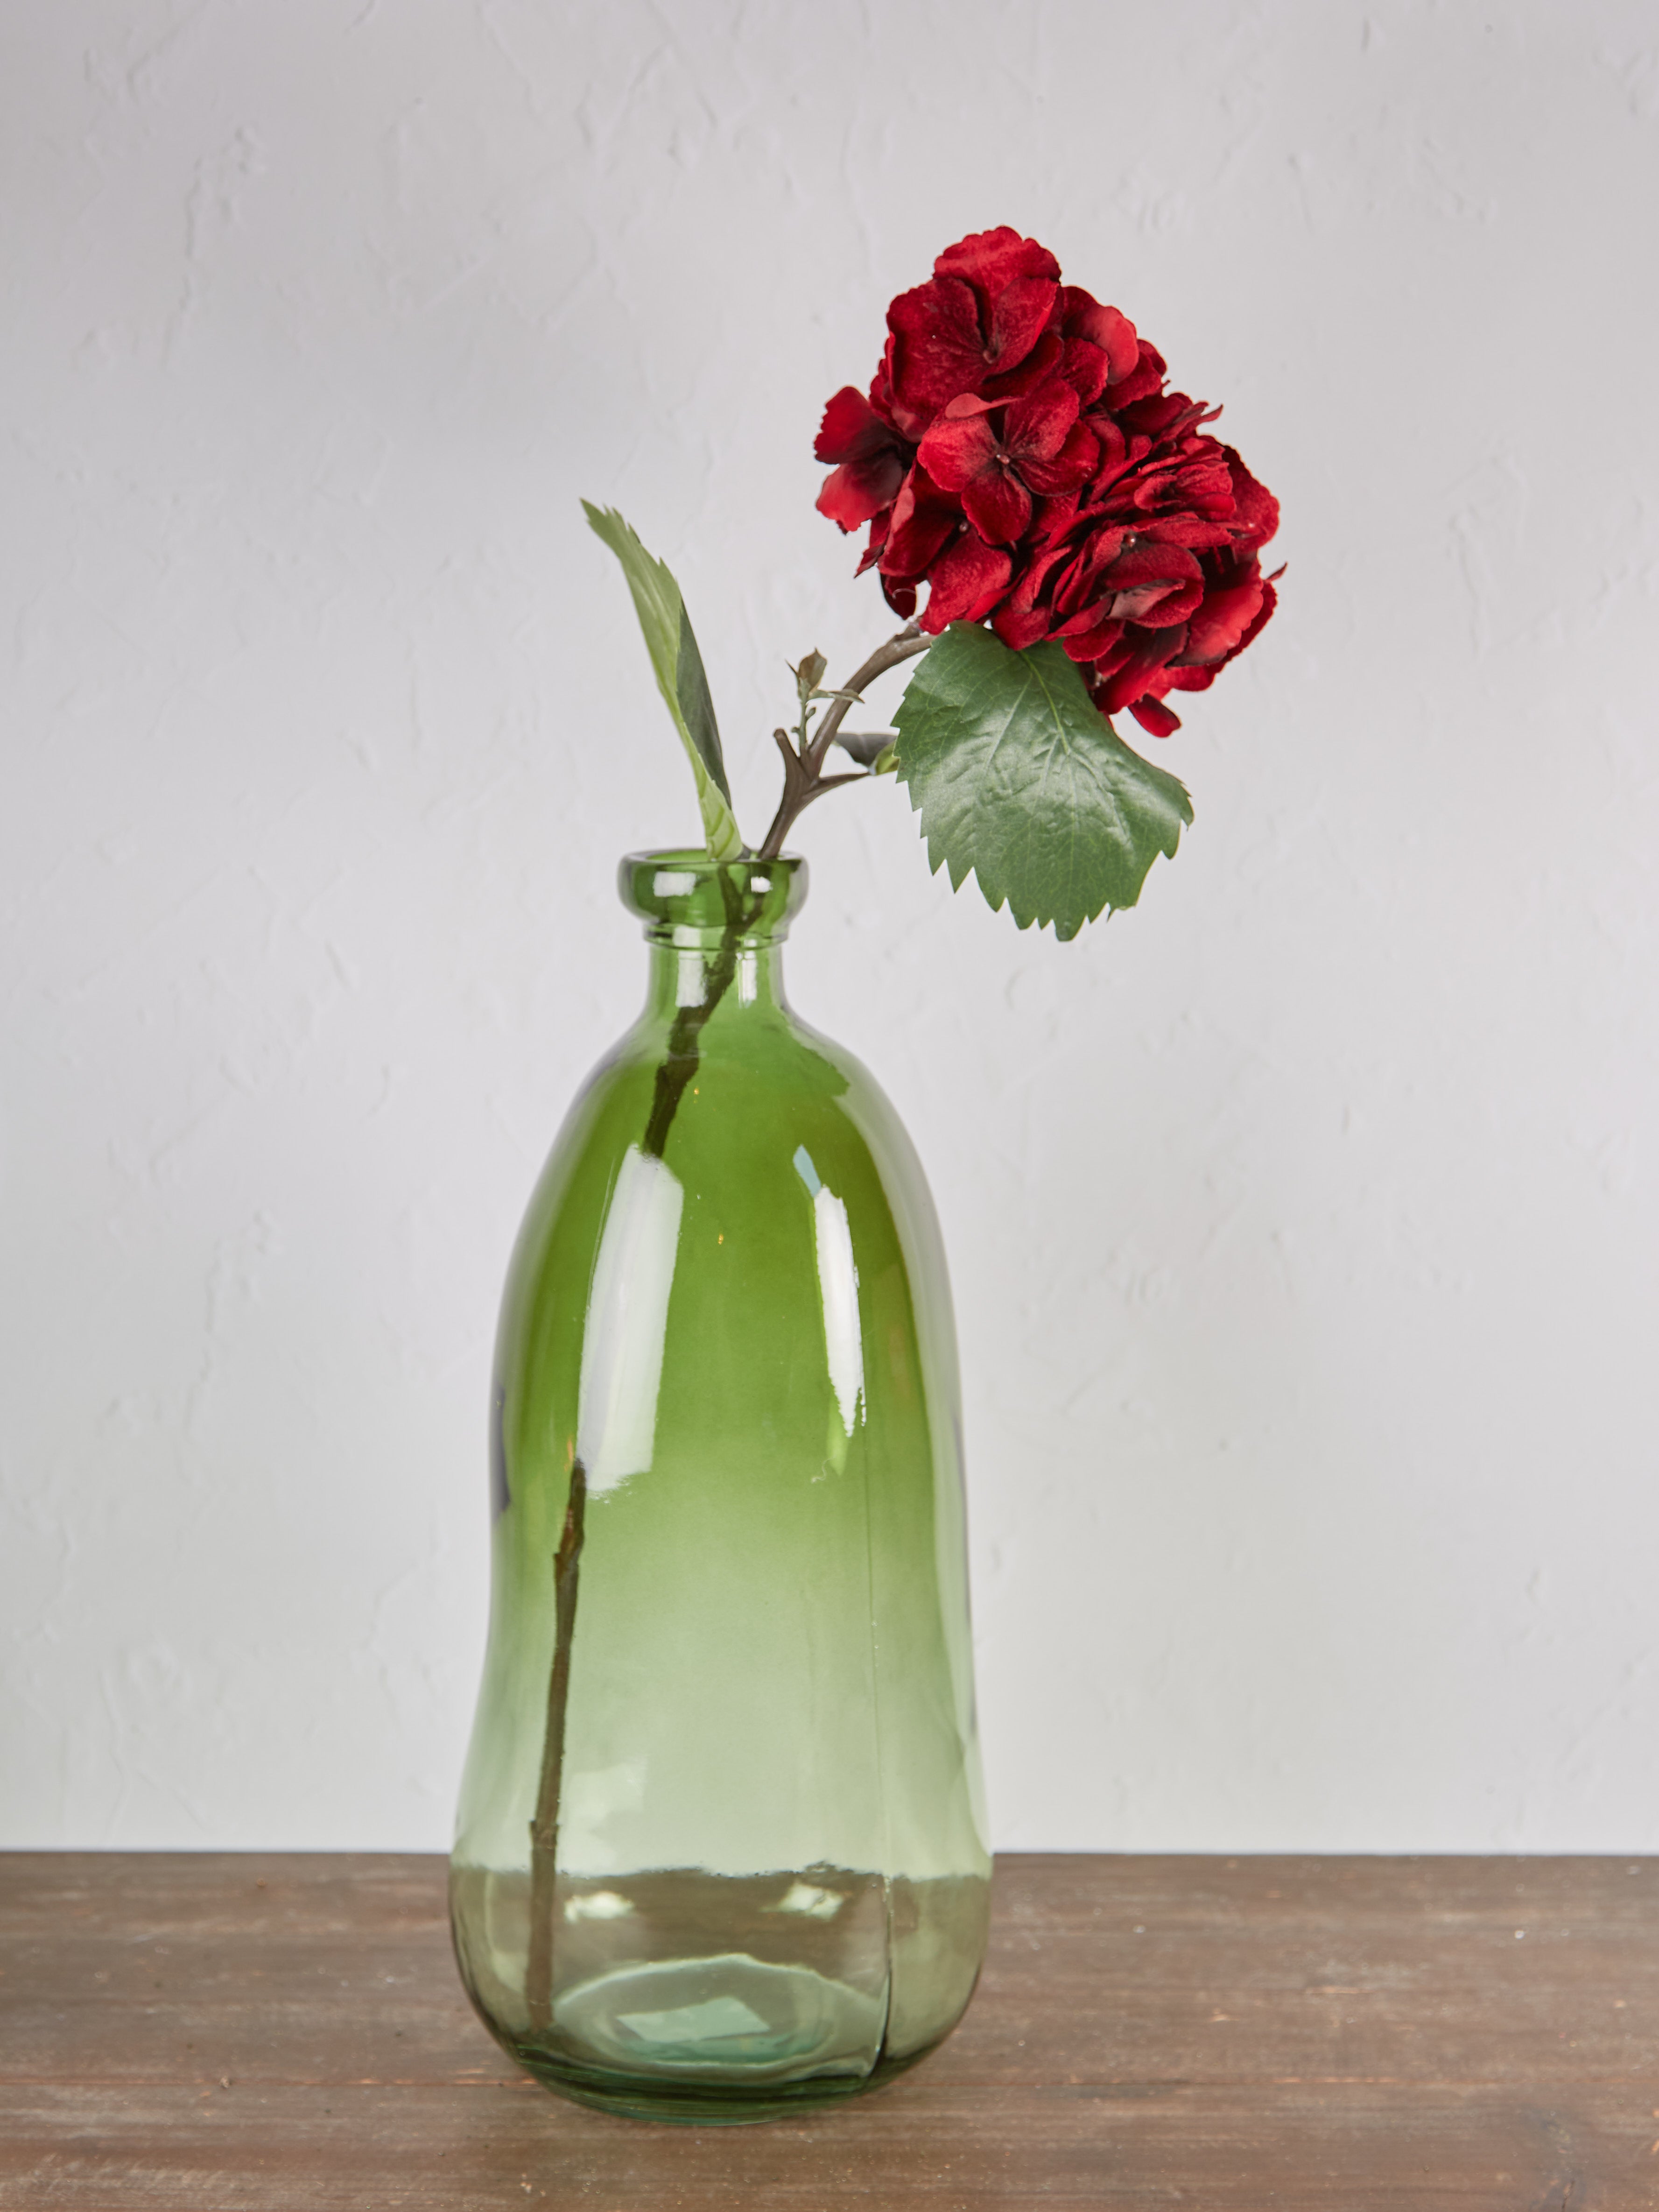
582 503 744 861
892 624 1193 939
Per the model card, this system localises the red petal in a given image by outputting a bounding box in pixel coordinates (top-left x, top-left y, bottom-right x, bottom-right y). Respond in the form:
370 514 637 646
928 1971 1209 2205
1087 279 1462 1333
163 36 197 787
962 467 1032 546
1098 542 1203 593
816 454 902 533
982 329 1064 400
1097 544 1203 624
1076 414 1130 495
1033 486 1085 539
935 226 1061 292
1095 543 1205 630
991 601 1053 651
1119 390 1206 443
991 537 1076 648
919 532 1012 632
1096 628 1184 712
815 386 882 464
1180 572 1277 673
985 274 1059 374
891 235 1062 416
1237 574 1278 652
1022 418 1097 497
1136 512 1238 550
1060 619 1123 662
874 336 930 443
887 275 995 415
1046 528 1124 618
916 413 999 493
880 465 961 580
1058 339 1111 408
1223 447 1280 548
1181 576 1265 663
1168 455 1234 514
815 384 912 529
1060 289 1140 385
1108 340 1166 406
1114 578 1202 627
1166 662 1218 695
1002 379 1081 463
1088 631 1138 680
1128 694 1182 737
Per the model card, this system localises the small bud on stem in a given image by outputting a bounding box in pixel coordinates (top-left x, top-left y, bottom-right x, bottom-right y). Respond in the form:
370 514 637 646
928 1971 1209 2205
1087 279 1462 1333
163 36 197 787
756 624 928 859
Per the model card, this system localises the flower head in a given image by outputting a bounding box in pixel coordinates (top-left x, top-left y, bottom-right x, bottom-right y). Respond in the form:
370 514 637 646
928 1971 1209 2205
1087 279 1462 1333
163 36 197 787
815 228 1279 735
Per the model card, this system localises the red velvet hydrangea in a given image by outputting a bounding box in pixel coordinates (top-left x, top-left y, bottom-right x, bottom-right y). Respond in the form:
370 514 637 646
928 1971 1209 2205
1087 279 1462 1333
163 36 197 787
815 228 1279 737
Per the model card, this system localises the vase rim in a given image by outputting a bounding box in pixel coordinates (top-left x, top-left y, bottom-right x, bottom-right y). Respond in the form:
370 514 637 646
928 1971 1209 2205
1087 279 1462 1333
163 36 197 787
618 849 809 944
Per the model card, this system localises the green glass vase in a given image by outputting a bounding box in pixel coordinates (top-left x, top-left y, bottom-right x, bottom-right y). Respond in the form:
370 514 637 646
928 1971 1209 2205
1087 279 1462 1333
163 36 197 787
450 851 991 2124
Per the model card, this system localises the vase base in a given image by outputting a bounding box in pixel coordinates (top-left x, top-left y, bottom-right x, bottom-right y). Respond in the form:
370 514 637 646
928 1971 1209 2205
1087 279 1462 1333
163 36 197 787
505 1950 904 2121
450 1863 990 2121
516 2060 894 2127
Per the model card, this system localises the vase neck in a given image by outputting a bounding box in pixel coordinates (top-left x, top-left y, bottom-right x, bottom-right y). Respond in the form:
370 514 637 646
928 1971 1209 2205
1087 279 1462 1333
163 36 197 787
643 938 789 1021
619 850 807 1029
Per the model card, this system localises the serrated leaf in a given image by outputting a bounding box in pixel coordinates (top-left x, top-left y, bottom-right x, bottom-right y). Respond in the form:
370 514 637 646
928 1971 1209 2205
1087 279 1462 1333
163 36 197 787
892 624 1193 939
582 503 744 861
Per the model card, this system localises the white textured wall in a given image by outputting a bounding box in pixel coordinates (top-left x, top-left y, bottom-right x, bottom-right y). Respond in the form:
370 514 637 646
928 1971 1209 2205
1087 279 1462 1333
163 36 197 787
4 0 1658 1852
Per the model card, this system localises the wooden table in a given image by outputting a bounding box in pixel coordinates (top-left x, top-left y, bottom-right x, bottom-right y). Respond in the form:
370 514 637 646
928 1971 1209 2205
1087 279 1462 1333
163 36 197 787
2 1853 1656 2208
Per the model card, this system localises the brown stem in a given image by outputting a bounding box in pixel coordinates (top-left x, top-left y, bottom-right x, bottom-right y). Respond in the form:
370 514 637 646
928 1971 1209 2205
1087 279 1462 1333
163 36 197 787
522 870 759 2036
640 865 753 1156
756 627 929 861
806 625 927 775
525 1456 588 2034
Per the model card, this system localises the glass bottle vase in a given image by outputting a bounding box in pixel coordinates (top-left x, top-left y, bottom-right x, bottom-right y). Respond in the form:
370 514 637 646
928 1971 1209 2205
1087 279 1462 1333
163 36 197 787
450 851 991 2124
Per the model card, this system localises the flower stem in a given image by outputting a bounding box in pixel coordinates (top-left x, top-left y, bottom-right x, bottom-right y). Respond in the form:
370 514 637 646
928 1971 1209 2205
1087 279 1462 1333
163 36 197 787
522 866 759 2038
640 869 750 1157
525 1458 587 2034
755 626 928 860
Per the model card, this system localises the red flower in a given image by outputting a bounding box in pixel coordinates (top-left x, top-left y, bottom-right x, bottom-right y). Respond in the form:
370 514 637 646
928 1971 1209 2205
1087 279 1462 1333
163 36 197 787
815 386 910 533
917 383 1096 547
815 230 1279 735
887 227 1061 419
919 528 1012 631
1054 287 1140 405
871 464 961 618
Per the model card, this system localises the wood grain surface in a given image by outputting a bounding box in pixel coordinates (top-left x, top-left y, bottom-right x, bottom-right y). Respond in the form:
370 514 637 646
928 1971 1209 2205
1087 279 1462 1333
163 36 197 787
3 1852 1657 2209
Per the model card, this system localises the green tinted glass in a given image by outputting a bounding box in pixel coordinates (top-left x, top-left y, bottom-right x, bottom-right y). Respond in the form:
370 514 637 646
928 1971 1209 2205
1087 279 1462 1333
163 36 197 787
451 852 990 2124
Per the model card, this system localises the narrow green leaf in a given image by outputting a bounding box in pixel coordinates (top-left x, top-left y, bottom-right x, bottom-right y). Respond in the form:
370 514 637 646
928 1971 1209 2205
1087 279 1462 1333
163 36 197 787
582 503 744 860
892 624 1193 939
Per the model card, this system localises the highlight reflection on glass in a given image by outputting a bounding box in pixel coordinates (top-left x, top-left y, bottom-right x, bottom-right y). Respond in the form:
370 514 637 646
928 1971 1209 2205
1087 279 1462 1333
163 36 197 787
793 1144 864 1437
574 1145 684 1495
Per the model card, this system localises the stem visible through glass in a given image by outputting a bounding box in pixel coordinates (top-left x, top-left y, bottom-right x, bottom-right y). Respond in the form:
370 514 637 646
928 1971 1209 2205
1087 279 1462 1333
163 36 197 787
524 867 757 2034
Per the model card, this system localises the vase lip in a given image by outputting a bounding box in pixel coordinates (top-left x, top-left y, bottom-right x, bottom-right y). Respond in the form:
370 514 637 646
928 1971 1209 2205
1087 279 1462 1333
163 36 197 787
618 849 809 944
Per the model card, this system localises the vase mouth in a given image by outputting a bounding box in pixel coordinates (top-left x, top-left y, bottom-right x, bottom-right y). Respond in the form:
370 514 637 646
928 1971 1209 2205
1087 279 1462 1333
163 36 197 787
618 850 809 944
